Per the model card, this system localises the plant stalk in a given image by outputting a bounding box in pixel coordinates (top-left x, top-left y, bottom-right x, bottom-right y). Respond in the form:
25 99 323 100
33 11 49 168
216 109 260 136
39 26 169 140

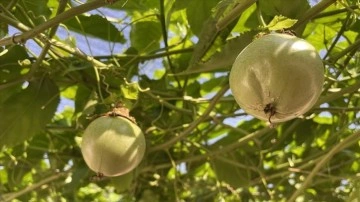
216 0 257 31
0 0 112 46
293 0 337 34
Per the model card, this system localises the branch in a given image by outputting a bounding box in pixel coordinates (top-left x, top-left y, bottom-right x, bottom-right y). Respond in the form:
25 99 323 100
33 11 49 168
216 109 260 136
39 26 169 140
99 47 194 61
316 79 360 105
142 126 273 173
27 0 69 76
293 0 337 33
313 107 360 112
216 0 257 31
0 1 115 91
2 171 69 202
313 5 359 20
287 131 360 202
330 38 360 62
0 0 114 46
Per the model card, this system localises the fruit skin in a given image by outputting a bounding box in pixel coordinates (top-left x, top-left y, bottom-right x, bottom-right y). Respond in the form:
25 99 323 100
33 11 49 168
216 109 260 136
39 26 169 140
81 116 146 176
229 33 324 123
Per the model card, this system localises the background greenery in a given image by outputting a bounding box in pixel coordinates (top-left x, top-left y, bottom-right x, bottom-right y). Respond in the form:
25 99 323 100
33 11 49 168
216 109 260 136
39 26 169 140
0 0 359 201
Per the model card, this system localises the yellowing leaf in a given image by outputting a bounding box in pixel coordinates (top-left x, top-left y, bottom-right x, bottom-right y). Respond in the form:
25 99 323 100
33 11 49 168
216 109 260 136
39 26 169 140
121 82 139 100
267 15 298 31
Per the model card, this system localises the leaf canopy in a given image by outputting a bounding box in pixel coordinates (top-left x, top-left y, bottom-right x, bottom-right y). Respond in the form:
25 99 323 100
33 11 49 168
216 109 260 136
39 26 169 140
0 0 359 201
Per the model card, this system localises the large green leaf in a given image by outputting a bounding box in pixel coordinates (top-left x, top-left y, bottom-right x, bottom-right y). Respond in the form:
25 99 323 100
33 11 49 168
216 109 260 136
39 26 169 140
130 21 162 53
10 0 52 27
185 0 218 36
0 46 30 103
63 15 125 43
0 46 29 83
0 77 59 147
259 0 310 19
186 18 218 69
212 154 251 188
232 3 258 33
177 31 255 75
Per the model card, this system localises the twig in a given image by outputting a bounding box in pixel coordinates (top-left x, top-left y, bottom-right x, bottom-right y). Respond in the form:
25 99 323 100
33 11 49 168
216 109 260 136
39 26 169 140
27 0 69 76
316 79 360 106
323 13 351 60
144 91 193 114
0 0 113 46
2 171 69 202
0 2 111 92
330 38 360 63
312 107 360 112
293 0 337 33
216 0 257 31
142 126 273 172
0 2 110 69
287 131 360 202
211 126 273 154
148 83 230 153
256 0 267 28
158 0 181 87
313 5 359 19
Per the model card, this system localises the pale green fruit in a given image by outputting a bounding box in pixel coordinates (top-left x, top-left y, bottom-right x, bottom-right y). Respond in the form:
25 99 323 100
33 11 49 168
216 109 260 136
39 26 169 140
229 33 324 123
81 116 146 176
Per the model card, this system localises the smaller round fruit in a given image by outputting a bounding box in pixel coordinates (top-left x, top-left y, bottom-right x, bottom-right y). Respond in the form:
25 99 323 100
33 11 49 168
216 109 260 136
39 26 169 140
229 33 324 123
81 116 146 176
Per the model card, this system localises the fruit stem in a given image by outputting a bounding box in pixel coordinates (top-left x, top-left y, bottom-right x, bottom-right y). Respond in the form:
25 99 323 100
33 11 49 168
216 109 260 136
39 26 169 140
105 105 137 124
256 1 267 28
263 103 276 125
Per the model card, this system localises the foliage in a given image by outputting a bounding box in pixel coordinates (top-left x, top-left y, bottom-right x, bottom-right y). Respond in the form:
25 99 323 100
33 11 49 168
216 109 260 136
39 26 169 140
0 0 359 201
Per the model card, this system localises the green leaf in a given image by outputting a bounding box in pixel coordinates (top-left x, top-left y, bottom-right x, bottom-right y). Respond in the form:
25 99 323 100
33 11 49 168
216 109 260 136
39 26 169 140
21 0 52 17
74 84 93 116
7 160 32 188
232 4 258 33
0 77 60 147
73 84 96 128
177 31 255 75
63 15 125 43
110 171 134 192
201 75 227 95
0 45 30 103
0 45 29 82
121 82 139 100
0 21 7 39
212 154 251 188
348 179 360 202
259 0 310 19
187 18 218 69
267 15 298 31
185 0 218 36
11 0 51 27
130 21 162 53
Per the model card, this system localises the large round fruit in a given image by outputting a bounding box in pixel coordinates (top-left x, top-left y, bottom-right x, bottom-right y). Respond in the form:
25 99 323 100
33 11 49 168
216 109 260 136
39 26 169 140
229 33 324 123
81 116 146 176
